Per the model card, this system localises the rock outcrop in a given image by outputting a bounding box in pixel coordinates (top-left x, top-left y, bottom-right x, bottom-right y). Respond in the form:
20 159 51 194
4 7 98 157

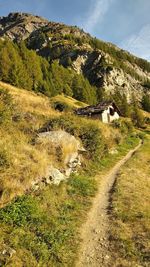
64 50 147 100
31 130 85 189
0 12 87 42
0 12 48 41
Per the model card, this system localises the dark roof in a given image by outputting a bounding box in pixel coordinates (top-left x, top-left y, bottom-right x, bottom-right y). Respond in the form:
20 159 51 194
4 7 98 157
75 101 121 116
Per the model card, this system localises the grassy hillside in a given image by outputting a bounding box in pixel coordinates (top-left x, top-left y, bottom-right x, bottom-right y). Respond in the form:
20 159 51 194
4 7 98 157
0 81 126 207
0 81 89 205
0 81 58 117
110 135 150 267
0 82 58 207
0 81 141 266
0 81 86 116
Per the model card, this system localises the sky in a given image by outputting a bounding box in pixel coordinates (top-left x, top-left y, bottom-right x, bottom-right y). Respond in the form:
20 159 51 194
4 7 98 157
0 0 150 61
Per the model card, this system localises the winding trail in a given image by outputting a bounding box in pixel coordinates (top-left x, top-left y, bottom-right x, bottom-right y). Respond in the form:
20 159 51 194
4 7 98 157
76 141 142 267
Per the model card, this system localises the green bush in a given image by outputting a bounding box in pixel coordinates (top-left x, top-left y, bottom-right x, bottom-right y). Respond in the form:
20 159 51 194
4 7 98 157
131 105 145 128
112 119 134 134
0 88 13 124
51 100 72 112
141 94 150 112
78 123 106 159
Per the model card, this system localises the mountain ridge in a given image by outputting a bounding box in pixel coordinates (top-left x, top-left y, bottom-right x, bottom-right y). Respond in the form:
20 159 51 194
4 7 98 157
0 12 150 102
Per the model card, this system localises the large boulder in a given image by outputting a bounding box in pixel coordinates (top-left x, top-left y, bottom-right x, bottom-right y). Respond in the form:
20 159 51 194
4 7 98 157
33 130 85 187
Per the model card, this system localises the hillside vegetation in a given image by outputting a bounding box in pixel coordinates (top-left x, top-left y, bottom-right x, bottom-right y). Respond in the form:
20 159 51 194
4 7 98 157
0 81 132 206
0 80 141 266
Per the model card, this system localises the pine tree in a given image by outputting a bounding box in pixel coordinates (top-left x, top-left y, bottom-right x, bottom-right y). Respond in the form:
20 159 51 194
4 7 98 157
141 95 150 112
112 89 131 117
131 97 144 128
19 43 43 91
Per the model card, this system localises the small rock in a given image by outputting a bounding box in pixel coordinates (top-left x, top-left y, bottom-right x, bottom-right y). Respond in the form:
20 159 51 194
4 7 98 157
45 167 66 185
105 255 110 259
109 149 118 155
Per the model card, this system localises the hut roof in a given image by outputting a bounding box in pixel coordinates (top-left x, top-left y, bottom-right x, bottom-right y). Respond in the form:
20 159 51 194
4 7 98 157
75 101 121 116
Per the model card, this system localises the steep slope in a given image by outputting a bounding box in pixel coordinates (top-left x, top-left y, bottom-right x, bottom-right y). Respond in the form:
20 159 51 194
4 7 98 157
0 12 150 101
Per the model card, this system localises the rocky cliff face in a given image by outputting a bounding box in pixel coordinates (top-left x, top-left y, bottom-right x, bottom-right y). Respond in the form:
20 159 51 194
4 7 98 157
64 50 148 100
0 12 150 100
0 12 48 41
0 12 88 42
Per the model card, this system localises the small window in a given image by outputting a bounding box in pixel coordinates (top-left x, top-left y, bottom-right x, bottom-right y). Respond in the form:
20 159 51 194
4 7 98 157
109 107 114 116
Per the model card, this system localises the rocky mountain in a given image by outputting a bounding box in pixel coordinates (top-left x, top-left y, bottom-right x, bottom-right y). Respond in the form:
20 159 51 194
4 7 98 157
0 12 48 41
0 12 150 101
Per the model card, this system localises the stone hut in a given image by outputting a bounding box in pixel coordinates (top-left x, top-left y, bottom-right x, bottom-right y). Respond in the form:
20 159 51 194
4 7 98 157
75 101 121 123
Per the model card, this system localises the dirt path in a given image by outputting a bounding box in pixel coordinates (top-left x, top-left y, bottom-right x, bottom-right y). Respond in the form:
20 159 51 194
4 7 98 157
76 141 142 267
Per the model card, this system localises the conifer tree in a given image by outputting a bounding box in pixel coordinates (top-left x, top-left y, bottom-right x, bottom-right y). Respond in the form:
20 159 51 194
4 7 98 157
141 94 150 112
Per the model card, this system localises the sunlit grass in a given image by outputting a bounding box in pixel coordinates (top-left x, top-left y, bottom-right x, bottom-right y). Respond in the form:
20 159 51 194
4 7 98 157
110 135 150 266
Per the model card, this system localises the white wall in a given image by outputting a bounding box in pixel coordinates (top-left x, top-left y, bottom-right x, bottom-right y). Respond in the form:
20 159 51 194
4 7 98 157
109 111 120 122
102 108 109 123
101 106 119 123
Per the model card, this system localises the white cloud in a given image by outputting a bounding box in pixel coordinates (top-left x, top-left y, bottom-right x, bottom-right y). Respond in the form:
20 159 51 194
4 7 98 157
82 0 114 33
120 24 150 61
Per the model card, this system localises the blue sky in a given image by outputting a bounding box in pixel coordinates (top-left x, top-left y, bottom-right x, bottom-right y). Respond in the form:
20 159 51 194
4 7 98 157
0 0 150 60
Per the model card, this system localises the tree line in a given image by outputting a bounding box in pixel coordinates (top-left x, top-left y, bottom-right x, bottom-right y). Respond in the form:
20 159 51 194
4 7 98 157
0 40 97 105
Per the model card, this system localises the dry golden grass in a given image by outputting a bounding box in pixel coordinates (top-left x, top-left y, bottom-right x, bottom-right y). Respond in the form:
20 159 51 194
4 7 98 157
0 82 61 206
0 128 51 207
110 135 150 266
142 109 150 118
0 81 58 117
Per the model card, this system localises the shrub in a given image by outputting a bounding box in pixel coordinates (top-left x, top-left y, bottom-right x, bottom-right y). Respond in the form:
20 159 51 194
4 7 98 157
145 117 150 125
51 100 72 112
78 123 106 159
141 94 150 112
112 119 134 134
131 106 145 128
0 88 13 124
